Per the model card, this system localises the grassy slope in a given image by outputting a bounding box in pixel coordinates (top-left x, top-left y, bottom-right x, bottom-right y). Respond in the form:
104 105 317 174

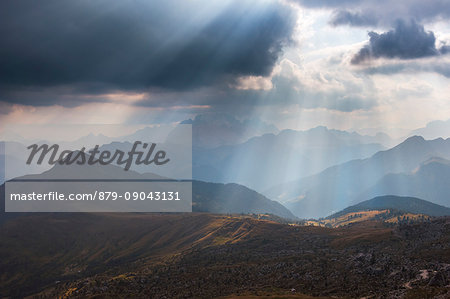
330 195 450 218
1 213 449 298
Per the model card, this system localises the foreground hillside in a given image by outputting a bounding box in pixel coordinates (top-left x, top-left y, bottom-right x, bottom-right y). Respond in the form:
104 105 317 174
1 213 449 298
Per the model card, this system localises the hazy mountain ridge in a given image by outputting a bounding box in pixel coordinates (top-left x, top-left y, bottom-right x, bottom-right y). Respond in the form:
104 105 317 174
192 181 296 219
0 141 53 182
194 126 387 192
265 136 450 218
0 162 295 220
357 157 450 207
182 113 279 148
2 126 450 221
409 118 450 140
1 123 390 191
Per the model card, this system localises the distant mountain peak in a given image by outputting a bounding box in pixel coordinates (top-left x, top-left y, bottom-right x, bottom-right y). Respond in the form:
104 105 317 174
311 125 328 131
410 118 450 139
181 113 279 148
389 135 426 152
403 135 425 143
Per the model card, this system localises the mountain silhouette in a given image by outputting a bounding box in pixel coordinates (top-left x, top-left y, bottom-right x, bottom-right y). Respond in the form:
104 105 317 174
265 136 450 218
357 157 450 207
194 126 386 192
192 181 296 219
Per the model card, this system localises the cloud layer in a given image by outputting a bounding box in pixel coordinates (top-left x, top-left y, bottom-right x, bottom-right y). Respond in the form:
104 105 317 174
293 0 450 27
0 0 295 105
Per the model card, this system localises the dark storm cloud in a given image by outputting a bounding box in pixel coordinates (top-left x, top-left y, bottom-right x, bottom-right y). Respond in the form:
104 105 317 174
351 20 449 64
440 45 450 54
0 0 295 106
292 0 450 27
0 84 115 107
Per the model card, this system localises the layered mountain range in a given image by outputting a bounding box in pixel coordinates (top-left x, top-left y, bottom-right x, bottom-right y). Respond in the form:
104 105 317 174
2 116 450 220
265 136 450 218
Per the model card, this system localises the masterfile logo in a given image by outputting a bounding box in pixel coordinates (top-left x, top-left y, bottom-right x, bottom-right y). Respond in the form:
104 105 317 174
26 141 170 171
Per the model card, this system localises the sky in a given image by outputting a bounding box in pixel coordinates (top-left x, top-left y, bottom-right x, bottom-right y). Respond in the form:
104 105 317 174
1 0 450 137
